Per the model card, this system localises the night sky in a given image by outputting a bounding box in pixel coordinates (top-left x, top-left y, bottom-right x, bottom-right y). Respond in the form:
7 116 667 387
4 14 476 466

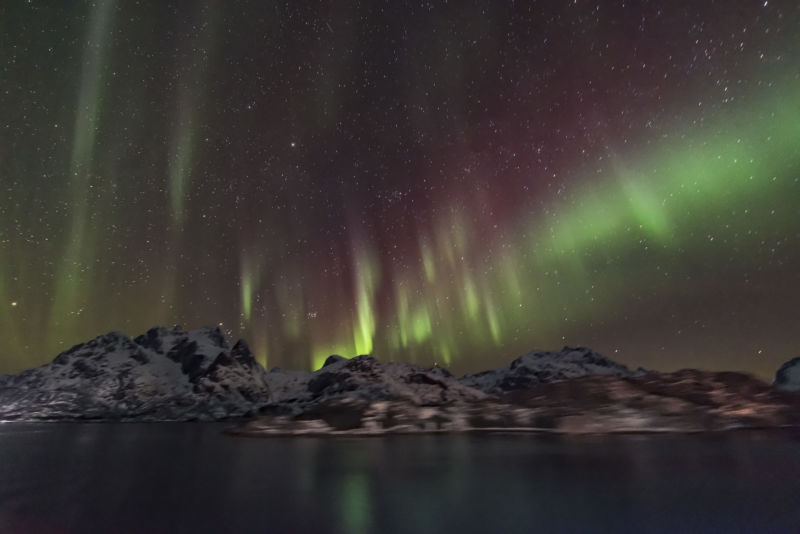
1 1 799 377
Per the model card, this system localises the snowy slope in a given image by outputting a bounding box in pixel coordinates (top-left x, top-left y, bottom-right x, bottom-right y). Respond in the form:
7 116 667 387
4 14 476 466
460 346 641 394
0 327 271 421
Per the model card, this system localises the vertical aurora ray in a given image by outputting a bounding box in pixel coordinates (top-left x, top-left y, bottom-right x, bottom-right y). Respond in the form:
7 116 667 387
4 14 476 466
307 237 382 369
420 238 436 282
351 243 380 356
239 252 260 323
168 117 195 229
241 278 253 322
47 0 117 351
239 251 269 367
251 329 270 369
157 5 220 325
167 6 218 230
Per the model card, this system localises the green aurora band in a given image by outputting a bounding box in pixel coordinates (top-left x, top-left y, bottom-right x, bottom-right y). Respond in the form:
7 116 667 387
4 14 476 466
302 86 800 370
47 0 118 353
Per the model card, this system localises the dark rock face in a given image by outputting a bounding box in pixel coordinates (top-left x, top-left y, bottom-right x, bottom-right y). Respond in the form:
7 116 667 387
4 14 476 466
775 357 800 392
205 327 228 349
167 340 207 379
231 340 258 368
307 372 353 396
134 327 165 352
208 353 234 370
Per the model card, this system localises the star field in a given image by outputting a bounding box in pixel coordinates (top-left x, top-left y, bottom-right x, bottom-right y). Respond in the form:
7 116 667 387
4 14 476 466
1 1 799 376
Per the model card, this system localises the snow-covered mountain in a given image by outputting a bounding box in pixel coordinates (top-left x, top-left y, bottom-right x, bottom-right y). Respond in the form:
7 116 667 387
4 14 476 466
774 357 800 392
460 346 642 394
0 327 270 421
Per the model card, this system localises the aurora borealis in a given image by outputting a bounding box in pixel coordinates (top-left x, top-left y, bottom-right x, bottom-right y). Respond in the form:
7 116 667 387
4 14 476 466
1 1 799 377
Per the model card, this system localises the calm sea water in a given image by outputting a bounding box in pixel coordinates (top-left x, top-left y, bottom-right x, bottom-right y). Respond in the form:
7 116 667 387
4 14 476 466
1 423 798 533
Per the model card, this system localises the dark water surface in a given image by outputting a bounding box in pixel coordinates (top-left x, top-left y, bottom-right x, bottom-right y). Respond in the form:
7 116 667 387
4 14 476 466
1 423 799 533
